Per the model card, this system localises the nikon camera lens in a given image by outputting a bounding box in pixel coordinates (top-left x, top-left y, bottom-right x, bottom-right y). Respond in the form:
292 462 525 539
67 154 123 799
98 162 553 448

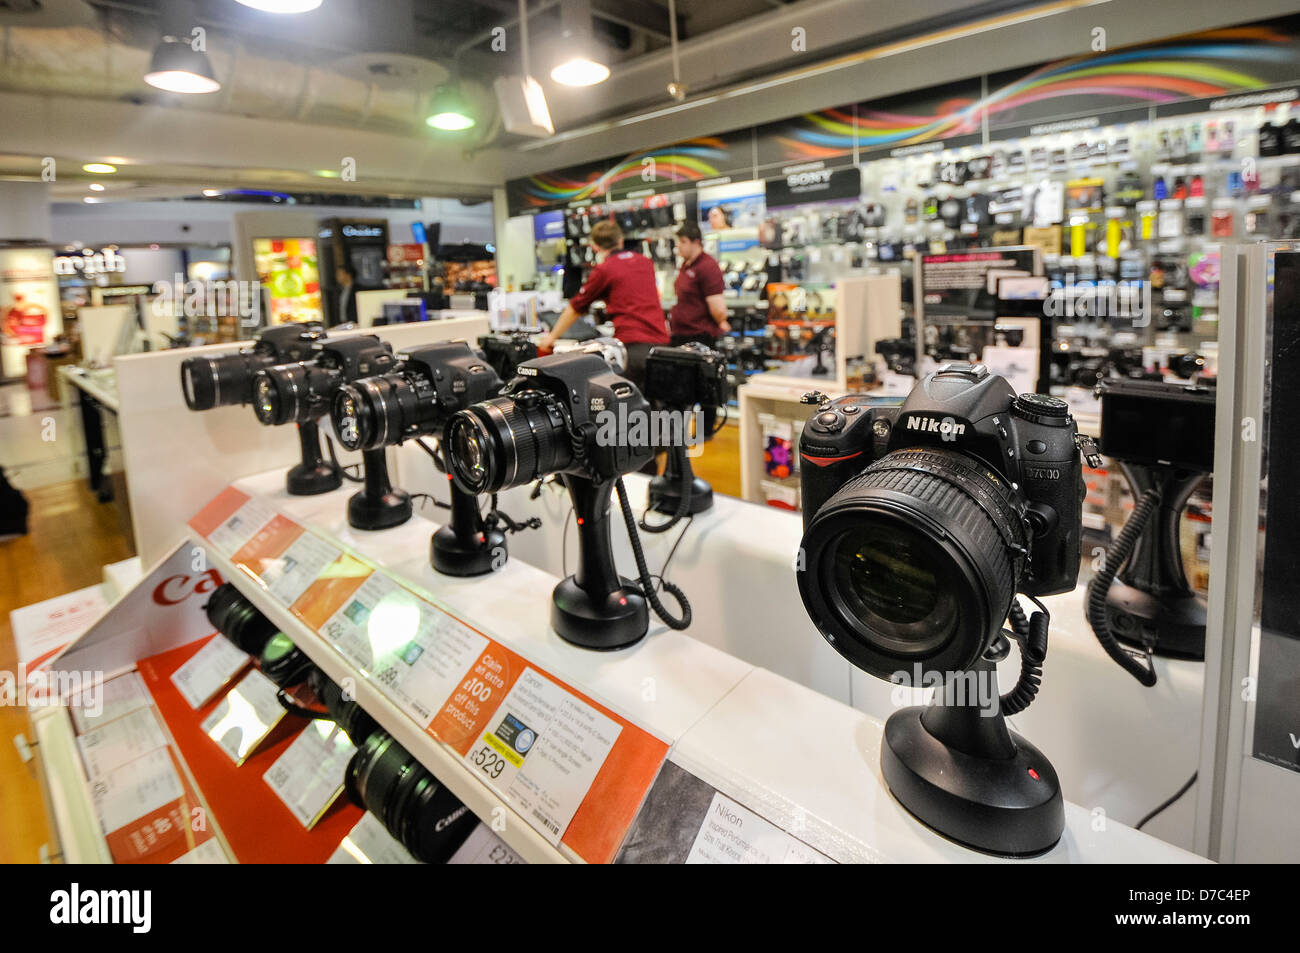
345 731 479 863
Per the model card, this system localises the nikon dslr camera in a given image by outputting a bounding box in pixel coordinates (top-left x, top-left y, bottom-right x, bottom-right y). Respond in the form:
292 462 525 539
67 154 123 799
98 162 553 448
798 362 1084 680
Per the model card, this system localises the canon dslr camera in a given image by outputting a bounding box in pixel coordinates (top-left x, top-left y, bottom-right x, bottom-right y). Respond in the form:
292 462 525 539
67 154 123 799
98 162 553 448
799 361 1084 680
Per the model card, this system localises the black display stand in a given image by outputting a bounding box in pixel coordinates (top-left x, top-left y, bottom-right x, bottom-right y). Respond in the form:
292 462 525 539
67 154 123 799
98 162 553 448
431 485 506 577
647 445 713 516
550 475 647 650
1103 462 1207 660
880 657 1064 857
286 420 343 496
347 448 411 530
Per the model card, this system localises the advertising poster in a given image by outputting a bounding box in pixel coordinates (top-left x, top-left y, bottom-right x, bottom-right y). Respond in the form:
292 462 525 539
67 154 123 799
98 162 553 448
0 246 61 378
697 180 765 254
252 237 322 325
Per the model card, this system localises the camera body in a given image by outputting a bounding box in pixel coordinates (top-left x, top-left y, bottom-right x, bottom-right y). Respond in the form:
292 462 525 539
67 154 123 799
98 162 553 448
333 341 499 452
253 334 397 427
448 351 654 495
801 362 1082 597
477 332 538 383
180 323 323 410
504 351 653 480
642 342 729 409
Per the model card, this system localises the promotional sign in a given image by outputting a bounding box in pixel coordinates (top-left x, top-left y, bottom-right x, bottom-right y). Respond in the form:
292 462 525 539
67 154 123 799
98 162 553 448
0 246 61 377
252 237 322 325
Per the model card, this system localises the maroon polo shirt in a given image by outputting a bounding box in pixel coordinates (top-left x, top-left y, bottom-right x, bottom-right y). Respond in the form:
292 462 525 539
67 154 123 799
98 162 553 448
670 251 726 339
568 249 669 345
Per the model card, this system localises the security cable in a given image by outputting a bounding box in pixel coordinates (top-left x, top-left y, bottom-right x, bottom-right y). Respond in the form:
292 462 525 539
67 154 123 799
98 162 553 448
1087 487 1162 686
1135 772 1198 831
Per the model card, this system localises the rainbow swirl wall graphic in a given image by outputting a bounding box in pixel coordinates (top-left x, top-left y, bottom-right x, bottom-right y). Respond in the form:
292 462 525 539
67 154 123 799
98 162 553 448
516 138 732 207
770 23 1294 161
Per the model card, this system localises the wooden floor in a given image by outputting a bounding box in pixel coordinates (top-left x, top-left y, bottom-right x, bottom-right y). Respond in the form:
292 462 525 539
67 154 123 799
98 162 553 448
688 418 741 498
0 480 135 864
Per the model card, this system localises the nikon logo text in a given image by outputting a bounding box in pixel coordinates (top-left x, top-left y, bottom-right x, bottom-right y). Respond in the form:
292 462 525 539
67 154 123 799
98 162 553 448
905 416 965 437
50 884 151 933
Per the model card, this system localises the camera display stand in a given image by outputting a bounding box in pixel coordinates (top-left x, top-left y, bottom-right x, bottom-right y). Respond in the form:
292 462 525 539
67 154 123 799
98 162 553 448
348 448 412 531
286 420 342 496
1104 462 1207 660
648 447 714 516
432 483 506 577
881 657 1064 857
551 475 648 650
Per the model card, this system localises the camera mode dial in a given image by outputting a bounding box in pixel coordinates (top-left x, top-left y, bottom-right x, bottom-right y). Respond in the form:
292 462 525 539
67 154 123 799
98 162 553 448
1012 392 1069 426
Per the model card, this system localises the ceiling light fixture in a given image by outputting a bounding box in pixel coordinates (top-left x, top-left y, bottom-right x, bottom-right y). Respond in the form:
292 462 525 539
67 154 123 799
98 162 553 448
88 183 106 192
83 197 101 204
144 36 221 93
233 0 323 12
203 188 221 197
426 84 476 131
551 0 608 87
83 163 117 174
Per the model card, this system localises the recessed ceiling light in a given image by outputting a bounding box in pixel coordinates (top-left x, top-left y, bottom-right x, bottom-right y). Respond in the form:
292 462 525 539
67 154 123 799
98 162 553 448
550 56 609 87
83 197 101 203
83 163 117 174
88 183 106 192
202 188 221 197
234 0 323 12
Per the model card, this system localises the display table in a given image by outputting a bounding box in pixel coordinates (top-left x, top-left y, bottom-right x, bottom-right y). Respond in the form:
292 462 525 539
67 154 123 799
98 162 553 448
436 470 1205 851
26 466 1196 864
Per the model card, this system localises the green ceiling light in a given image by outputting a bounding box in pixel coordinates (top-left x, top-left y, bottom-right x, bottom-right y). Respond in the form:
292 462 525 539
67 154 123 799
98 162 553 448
426 84 476 131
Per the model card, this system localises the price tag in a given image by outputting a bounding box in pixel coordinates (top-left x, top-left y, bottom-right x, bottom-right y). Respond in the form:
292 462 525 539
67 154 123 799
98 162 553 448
327 813 420 865
71 671 151 734
92 747 185 836
77 707 169 781
464 667 621 845
447 823 526 865
373 612 490 730
320 573 406 671
206 498 277 556
686 792 833 864
170 637 250 709
263 721 356 828
261 533 343 606
201 669 284 766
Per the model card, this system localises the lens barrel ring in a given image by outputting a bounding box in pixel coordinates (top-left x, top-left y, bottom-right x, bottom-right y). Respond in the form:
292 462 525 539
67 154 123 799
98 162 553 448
799 448 1030 679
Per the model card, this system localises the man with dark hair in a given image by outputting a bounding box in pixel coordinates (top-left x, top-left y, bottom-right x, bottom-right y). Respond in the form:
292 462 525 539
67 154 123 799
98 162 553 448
669 222 729 346
539 219 668 389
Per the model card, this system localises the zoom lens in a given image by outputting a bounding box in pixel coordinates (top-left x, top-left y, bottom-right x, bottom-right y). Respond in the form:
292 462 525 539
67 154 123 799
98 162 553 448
332 373 438 452
252 363 333 426
446 392 572 495
798 448 1028 680
345 732 477 863
180 350 274 410
204 583 278 656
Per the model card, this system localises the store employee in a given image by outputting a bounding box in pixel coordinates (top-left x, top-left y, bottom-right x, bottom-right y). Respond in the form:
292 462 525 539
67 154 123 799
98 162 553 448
669 223 729 345
538 219 668 389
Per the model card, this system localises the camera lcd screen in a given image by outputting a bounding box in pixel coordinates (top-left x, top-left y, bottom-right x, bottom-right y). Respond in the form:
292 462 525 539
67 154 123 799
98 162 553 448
1099 384 1215 472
